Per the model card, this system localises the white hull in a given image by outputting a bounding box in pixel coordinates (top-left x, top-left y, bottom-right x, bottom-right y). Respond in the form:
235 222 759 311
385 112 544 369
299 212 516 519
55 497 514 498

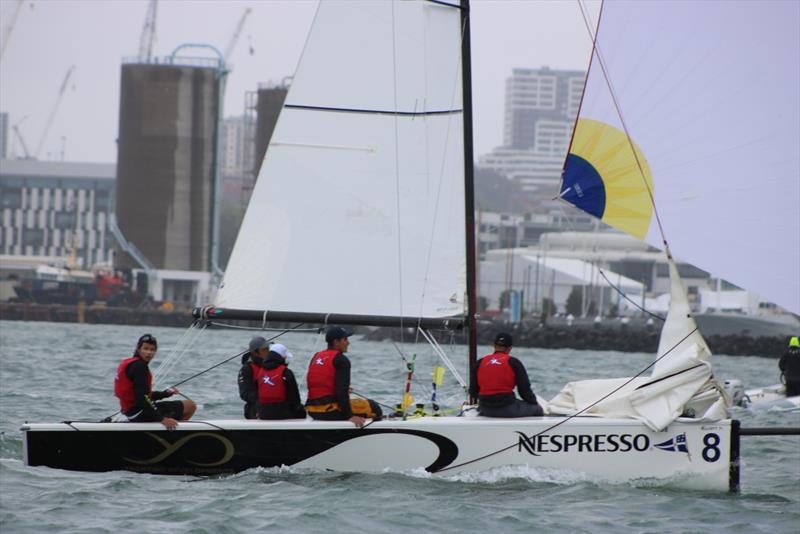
743 384 800 411
22 416 738 492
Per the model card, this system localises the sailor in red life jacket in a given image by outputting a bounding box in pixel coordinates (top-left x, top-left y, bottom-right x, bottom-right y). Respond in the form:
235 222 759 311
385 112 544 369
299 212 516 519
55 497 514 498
469 332 544 418
255 343 307 420
238 336 271 419
305 326 382 428
114 334 197 429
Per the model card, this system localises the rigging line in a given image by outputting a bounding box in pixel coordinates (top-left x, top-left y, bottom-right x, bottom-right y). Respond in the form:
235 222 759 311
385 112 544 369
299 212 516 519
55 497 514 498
151 321 198 384
437 327 701 473
575 3 671 253
154 321 209 389
193 420 229 432
152 321 205 388
596 266 665 321
558 0 602 195
169 323 307 389
153 322 201 384
419 327 467 389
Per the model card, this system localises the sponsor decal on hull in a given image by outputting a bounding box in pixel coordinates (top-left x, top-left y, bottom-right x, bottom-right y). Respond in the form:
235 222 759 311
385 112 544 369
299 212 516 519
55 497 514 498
516 430 725 464
516 431 651 456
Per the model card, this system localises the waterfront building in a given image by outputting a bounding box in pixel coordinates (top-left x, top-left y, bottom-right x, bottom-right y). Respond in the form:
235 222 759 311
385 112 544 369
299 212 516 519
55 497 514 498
0 159 115 268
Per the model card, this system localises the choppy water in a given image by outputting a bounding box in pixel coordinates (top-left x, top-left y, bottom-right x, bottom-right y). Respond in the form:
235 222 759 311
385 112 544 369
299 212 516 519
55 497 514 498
1 320 798 533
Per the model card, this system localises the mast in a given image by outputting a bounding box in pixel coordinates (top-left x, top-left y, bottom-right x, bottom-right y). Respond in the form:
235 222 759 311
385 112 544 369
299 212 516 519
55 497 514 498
460 0 479 397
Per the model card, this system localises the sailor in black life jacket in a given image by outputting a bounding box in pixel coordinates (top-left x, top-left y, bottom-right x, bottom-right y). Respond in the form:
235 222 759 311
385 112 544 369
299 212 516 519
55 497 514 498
238 336 270 419
469 332 544 418
255 343 307 420
114 334 197 429
305 326 382 428
779 336 800 397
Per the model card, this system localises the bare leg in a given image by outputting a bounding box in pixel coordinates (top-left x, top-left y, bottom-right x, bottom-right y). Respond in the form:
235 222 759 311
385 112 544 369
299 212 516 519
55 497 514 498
181 399 197 420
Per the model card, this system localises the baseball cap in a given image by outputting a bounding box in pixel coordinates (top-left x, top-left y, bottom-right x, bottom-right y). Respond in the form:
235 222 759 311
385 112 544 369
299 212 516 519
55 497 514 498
494 332 513 346
270 343 293 361
249 336 269 352
325 326 353 343
137 333 157 349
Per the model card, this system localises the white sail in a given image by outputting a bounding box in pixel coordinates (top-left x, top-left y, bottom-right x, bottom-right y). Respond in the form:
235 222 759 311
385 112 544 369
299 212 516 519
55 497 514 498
561 1 800 314
216 1 466 320
548 258 727 431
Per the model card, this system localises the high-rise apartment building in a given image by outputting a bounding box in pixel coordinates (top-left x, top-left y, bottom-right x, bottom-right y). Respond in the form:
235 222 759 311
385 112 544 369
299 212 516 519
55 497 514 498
480 67 585 204
503 67 584 152
220 116 253 178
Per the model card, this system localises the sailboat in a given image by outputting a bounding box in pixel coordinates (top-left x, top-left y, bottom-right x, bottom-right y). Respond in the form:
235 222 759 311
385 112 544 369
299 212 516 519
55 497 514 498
22 0 799 492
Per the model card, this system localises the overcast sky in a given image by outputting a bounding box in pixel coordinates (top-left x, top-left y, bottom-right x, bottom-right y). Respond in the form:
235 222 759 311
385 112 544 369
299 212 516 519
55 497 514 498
0 0 600 164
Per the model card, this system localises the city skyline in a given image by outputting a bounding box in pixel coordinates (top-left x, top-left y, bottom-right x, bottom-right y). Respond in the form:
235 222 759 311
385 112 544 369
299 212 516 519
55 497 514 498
0 0 600 164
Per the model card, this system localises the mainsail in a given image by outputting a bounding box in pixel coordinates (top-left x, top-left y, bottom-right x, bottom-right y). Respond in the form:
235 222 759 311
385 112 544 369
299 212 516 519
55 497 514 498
216 1 466 325
561 1 800 315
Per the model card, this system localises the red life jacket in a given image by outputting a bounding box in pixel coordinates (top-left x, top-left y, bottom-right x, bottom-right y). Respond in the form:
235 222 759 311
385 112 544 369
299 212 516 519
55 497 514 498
256 365 288 404
477 353 516 396
307 349 339 401
114 355 151 412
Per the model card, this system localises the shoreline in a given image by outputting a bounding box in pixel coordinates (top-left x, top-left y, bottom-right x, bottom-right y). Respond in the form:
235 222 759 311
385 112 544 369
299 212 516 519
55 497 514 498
1 302 788 358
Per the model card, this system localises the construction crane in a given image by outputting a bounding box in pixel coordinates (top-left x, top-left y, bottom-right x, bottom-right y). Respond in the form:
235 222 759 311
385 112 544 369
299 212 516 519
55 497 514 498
12 117 32 159
223 7 252 64
138 0 158 63
34 65 75 159
0 0 26 63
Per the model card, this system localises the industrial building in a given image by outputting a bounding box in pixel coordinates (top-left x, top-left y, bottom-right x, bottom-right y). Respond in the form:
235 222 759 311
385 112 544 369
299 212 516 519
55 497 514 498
0 158 116 267
114 61 220 273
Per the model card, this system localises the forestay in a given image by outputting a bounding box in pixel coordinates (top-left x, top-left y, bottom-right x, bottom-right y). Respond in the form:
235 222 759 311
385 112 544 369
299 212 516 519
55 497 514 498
560 1 800 314
217 1 466 321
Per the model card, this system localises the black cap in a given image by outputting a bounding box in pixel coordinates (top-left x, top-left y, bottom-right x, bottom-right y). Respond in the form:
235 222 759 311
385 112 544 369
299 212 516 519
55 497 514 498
326 326 353 343
494 332 513 346
137 333 157 349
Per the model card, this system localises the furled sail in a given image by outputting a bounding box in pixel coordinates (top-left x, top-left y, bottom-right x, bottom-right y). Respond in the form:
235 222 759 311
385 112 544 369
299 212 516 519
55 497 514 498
561 1 800 314
216 1 466 323
548 259 728 431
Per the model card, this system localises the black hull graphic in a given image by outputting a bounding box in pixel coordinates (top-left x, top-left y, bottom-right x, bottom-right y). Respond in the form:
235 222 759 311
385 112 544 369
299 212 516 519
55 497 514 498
24 426 459 475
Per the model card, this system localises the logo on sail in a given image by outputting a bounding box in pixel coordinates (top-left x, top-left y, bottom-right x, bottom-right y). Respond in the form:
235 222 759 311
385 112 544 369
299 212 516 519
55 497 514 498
653 433 689 455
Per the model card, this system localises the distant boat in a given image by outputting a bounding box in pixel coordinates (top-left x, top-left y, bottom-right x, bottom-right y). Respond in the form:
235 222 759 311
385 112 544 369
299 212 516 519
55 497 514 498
22 0 799 491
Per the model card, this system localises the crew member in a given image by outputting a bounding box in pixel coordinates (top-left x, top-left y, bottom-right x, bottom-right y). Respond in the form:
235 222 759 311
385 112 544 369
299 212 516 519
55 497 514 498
469 332 544 418
238 336 269 419
779 336 800 397
306 326 382 427
256 343 307 420
114 334 197 429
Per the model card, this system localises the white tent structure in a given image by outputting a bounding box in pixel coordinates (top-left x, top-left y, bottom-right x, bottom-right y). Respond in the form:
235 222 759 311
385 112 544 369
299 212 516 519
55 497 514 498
479 248 644 315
